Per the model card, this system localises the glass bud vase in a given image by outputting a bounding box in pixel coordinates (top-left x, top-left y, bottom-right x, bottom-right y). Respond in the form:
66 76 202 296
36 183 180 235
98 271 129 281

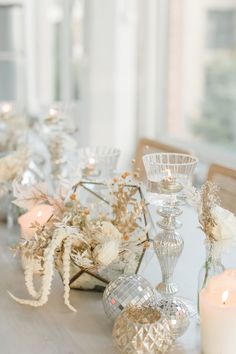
197 241 225 313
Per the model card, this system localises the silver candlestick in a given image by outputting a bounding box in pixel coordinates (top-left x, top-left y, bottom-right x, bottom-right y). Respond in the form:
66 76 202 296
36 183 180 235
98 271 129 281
143 153 198 299
154 196 184 295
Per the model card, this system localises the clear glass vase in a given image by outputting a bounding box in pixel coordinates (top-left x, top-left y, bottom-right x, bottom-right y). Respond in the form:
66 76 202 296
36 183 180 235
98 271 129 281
197 241 225 313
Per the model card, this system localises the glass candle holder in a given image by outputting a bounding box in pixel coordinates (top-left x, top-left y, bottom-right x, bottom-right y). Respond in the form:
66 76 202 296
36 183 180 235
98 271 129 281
142 153 198 197
78 146 120 179
142 153 198 315
113 306 174 354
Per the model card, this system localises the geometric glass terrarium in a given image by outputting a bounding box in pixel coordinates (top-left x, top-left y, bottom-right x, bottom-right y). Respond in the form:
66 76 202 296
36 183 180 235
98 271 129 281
57 181 150 292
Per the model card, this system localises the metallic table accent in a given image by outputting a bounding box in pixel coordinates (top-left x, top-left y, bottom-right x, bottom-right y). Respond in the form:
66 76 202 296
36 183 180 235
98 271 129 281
157 297 190 339
103 274 156 321
3 210 236 354
154 230 184 295
113 306 174 354
142 153 198 297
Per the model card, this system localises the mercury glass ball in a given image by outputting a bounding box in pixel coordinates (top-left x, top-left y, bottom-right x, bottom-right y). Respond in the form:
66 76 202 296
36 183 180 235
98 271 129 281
157 297 190 338
102 274 156 321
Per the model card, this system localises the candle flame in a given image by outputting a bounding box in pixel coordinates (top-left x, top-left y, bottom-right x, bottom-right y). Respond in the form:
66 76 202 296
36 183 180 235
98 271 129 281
222 290 229 305
36 210 43 218
88 157 95 165
49 108 58 117
166 169 172 177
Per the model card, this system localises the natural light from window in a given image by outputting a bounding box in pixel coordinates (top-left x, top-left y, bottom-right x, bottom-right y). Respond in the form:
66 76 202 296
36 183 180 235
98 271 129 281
166 0 236 157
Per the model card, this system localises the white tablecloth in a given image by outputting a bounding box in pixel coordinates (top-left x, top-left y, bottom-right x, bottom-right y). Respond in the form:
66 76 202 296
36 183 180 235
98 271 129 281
1 207 236 354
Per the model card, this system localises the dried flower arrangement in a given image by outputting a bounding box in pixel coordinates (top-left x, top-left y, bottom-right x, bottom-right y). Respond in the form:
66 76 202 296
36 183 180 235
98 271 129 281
186 181 236 310
9 172 149 311
186 181 236 255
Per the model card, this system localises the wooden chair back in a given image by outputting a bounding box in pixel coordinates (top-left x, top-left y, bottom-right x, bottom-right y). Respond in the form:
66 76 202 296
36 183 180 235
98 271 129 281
207 163 236 215
134 138 191 180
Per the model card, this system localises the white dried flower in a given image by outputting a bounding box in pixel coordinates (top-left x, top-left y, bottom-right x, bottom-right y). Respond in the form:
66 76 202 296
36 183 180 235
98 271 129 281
71 250 94 269
9 227 76 311
101 221 122 239
94 239 120 266
95 221 122 242
13 181 48 210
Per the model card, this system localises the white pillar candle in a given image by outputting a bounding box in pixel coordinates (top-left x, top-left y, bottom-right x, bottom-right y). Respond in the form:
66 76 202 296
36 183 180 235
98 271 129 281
200 269 236 354
18 204 54 239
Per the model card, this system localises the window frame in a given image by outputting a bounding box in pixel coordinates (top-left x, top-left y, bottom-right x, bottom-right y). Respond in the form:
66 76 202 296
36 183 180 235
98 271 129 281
24 0 84 114
137 0 236 170
0 1 25 103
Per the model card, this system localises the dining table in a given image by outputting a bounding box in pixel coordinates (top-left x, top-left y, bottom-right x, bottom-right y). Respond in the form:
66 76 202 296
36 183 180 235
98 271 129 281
1 205 236 354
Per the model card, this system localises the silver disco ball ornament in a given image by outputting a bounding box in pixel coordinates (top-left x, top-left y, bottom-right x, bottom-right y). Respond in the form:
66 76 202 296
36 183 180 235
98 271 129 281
157 297 190 338
103 274 156 321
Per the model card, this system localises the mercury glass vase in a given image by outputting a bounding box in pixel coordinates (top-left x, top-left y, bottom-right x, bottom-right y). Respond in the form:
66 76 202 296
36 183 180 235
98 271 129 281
154 230 184 295
113 306 174 354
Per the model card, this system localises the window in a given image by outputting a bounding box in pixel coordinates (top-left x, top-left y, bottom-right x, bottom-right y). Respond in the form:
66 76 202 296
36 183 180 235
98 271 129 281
0 4 24 102
193 60 236 146
163 0 236 164
37 0 84 103
207 10 236 49
0 0 84 110
0 0 234 168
